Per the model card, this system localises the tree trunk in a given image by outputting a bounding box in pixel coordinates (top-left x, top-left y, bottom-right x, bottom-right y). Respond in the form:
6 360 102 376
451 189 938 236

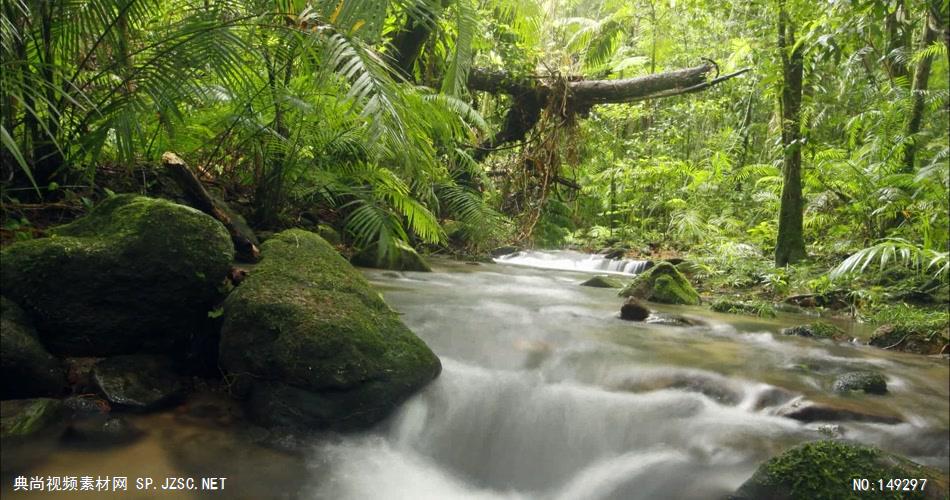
901 6 941 173
162 152 261 263
775 0 806 266
468 63 749 157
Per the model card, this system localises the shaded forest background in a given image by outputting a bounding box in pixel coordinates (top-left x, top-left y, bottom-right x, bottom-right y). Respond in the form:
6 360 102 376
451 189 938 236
2 0 948 328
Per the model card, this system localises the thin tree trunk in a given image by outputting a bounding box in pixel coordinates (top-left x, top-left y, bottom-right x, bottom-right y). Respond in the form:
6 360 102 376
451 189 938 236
901 6 941 173
775 0 806 266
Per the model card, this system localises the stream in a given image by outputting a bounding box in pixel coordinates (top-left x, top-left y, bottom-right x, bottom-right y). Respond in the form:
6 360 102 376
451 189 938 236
2 253 947 499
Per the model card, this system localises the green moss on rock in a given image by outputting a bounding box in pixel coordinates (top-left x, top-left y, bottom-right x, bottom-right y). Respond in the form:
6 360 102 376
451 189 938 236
781 321 846 340
1 398 64 439
711 299 777 318
0 195 234 356
580 275 624 288
618 262 700 305
219 229 441 431
833 371 888 395
731 440 947 500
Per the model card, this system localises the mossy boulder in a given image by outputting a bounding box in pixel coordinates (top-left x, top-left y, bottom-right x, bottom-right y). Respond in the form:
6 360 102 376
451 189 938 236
92 355 184 411
618 262 700 305
0 195 234 356
781 321 846 341
711 299 776 318
869 323 948 355
219 229 441 431
580 275 624 288
1 297 65 398
731 440 947 500
1 398 64 439
833 371 888 395
352 240 432 272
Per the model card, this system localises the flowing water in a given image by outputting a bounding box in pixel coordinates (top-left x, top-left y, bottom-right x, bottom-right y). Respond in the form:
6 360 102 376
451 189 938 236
3 253 948 499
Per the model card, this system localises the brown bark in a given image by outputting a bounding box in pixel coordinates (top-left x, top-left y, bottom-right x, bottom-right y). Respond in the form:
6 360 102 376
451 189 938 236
775 0 806 266
162 152 261 263
469 63 748 158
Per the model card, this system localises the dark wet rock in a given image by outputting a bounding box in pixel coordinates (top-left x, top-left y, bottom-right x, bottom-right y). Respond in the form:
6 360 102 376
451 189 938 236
63 395 111 416
352 241 432 272
624 373 741 405
62 416 142 448
490 246 521 258
1 297 65 398
869 324 948 355
833 371 888 395
644 313 704 327
775 400 902 424
731 440 947 500
63 357 102 393
92 355 184 411
581 275 624 288
219 229 441 432
710 298 776 318
783 290 852 310
618 262 700 305
600 248 626 260
781 321 846 340
620 297 651 321
0 195 234 356
0 398 64 439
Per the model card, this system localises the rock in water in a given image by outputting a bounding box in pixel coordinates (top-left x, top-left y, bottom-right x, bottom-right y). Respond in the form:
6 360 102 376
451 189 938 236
731 440 947 500
833 371 888 395
0 398 64 439
618 262 701 305
581 275 623 288
1 297 65 398
0 195 234 356
781 322 846 341
92 355 184 410
219 229 441 431
352 240 432 272
620 297 650 321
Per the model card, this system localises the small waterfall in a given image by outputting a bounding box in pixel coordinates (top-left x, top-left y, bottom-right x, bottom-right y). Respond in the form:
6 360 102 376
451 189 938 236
494 250 650 276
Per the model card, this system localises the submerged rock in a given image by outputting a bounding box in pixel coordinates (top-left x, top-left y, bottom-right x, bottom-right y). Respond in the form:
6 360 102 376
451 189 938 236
62 416 142 448
219 229 441 431
731 440 947 500
490 246 520 258
0 398 64 439
833 371 888 395
781 321 846 341
775 399 902 424
581 275 624 288
620 297 650 321
92 355 184 411
352 240 432 272
618 262 700 305
644 314 704 327
1 297 65 398
0 195 234 356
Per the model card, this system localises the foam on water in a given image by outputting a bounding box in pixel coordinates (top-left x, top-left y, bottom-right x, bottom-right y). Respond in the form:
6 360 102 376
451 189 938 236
493 250 651 275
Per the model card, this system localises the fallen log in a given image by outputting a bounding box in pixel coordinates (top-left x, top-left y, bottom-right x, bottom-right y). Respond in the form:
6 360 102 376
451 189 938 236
161 152 260 263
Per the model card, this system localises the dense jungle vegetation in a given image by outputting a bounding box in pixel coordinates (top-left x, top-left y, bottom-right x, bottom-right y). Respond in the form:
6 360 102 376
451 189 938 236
2 0 948 336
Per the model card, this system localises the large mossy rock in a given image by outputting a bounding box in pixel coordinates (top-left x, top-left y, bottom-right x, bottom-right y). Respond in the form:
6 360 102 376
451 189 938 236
219 229 441 431
618 261 700 305
1 398 64 439
731 440 947 500
1 195 234 356
1 297 65 398
352 240 432 272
